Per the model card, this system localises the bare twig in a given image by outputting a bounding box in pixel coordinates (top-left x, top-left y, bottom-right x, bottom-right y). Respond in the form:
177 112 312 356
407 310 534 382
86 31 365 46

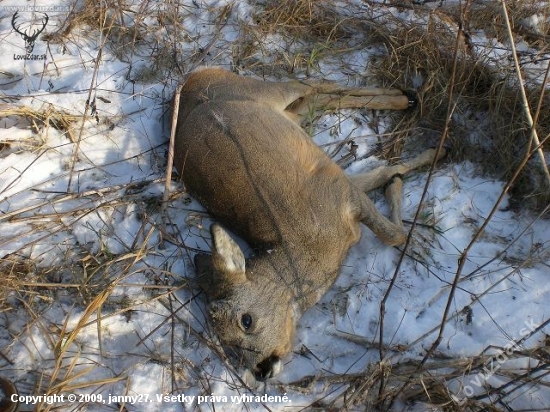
501 0 550 185
160 84 182 248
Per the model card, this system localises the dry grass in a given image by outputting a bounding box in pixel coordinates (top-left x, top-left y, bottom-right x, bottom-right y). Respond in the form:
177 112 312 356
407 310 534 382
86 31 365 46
279 339 550 411
0 104 84 145
256 0 344 40
0 248 189 411
366 2 550 212
0 258 33 314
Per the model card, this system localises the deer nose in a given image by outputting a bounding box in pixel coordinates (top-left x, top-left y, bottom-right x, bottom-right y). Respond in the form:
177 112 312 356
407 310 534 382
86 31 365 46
254 355 282 381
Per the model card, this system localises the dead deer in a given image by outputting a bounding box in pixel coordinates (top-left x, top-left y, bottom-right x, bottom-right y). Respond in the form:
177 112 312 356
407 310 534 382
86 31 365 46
174 67 446 380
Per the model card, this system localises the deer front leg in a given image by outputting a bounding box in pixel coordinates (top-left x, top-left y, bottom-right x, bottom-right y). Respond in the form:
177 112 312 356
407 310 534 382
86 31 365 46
352 147 447 246
348 148 447 193
357 191 407 246
385 174 404 231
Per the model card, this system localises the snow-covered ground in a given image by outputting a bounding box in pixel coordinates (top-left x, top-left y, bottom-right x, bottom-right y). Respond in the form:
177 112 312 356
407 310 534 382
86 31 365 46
0 1 549 411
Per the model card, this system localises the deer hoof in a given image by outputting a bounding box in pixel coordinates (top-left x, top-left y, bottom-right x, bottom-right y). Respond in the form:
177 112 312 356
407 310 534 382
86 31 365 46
402 90 418 109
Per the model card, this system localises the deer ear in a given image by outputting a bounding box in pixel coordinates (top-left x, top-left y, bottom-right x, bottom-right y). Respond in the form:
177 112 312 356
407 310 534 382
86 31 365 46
211 224 246 284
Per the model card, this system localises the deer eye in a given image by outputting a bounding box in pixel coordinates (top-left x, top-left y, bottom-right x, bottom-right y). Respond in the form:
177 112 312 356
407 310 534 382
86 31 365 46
241 313 252 330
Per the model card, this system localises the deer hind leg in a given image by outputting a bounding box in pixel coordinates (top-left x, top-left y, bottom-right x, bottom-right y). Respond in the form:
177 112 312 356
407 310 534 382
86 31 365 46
284 81 414 121
351 148 447 246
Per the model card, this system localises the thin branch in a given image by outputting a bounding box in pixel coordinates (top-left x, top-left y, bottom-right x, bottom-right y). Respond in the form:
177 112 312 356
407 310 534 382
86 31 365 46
501 0 550 185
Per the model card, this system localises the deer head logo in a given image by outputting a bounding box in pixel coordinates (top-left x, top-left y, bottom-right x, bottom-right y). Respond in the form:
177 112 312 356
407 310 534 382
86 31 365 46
11 12 49 54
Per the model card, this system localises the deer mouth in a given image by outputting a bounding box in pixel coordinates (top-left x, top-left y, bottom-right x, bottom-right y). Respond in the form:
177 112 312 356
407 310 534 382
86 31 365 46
254 355 282 381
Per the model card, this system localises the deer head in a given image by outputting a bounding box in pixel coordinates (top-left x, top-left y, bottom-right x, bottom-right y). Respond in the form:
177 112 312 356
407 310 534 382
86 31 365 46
11 12 49 54
195 225 297 380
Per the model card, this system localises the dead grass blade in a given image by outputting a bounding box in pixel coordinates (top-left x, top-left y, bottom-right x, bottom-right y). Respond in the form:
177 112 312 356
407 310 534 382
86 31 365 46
0 104 83 144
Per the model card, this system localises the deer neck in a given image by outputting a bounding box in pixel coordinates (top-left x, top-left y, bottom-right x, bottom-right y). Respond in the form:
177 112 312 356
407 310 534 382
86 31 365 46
249 242 344 314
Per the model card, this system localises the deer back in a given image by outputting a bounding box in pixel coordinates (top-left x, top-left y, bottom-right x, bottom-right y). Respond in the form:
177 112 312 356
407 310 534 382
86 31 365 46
175 68 362 254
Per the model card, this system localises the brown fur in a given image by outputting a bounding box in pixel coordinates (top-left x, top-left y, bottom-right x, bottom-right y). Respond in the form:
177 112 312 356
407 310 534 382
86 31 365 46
174 68 445 380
